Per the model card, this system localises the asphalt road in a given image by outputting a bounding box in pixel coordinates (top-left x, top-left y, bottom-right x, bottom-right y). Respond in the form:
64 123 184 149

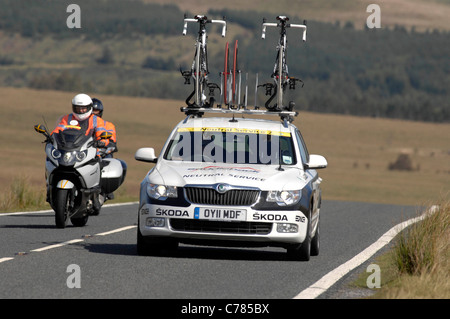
0 200 420 299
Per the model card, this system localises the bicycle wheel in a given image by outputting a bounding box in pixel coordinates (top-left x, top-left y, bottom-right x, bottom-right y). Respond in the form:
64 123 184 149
223 42 229 105
198 46 209 107
232 40 238 105
195 41 201 106
277 45 284 108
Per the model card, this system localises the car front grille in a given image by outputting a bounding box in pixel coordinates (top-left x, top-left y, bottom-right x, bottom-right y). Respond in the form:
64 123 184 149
185 187 260 206
169 219 272 234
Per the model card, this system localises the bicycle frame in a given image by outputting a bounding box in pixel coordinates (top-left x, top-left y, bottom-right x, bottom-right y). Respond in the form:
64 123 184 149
261 16 306 110
182 15 226 107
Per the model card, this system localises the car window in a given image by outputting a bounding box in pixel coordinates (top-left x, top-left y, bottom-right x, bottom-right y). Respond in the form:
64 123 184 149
164 128 297 165
295 129 310 165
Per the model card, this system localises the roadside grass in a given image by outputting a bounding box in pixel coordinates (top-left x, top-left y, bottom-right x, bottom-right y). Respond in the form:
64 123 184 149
0 176 48 213
352 198 450 298
0 176 136 213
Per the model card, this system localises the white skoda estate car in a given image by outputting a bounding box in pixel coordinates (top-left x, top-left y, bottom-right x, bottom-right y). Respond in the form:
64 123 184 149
135 112 327 260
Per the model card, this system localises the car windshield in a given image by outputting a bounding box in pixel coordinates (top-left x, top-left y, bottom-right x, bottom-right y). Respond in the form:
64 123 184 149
164 128 296 165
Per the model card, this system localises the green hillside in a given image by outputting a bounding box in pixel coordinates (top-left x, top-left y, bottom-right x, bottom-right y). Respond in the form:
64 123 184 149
146 0 450 32
0 0 449 122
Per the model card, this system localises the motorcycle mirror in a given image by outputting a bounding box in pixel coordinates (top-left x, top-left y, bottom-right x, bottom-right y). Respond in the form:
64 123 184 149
100 131 112 140
34 124 48 135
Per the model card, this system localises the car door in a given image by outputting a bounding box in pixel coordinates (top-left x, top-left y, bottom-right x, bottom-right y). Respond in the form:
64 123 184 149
294 129 321 230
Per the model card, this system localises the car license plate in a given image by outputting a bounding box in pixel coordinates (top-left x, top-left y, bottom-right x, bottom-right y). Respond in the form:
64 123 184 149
194 207 246 221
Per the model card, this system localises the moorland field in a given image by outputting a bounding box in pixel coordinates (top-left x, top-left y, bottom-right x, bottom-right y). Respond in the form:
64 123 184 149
1 87 448 209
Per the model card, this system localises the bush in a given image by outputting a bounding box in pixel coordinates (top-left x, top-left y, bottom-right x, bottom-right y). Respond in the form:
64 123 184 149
0 55 14 65
29 71 83 91
141 56 175 70
96 47 114 65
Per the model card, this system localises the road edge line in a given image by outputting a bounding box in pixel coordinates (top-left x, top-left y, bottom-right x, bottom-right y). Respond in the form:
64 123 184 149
0 201 139 216
293 205 439 299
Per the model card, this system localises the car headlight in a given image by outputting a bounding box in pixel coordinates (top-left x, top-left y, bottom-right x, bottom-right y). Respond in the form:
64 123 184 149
147 184 178 200
267 190 301 206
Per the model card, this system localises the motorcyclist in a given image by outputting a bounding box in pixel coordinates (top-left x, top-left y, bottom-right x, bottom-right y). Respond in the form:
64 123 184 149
52 93 108 210
53 93 108 143
91 97 128 199
92 98 117 157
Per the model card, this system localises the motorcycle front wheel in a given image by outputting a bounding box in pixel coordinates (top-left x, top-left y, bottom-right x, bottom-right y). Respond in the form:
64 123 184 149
54 189 71 228
71 215 88 227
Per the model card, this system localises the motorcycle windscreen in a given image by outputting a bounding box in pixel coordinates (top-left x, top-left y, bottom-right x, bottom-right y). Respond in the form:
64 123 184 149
54 128 92 151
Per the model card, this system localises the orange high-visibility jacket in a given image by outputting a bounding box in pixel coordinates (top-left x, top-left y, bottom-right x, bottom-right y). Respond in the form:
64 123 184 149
103 120 117 144
52 113 107 141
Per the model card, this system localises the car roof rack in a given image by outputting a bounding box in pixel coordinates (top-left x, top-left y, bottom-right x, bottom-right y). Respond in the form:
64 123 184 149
180 105 298 125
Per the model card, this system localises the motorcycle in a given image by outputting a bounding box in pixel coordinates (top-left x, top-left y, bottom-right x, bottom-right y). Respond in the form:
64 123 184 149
34 124 125 228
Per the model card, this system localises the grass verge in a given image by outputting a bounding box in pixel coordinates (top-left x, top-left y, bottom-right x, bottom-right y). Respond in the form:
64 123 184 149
353 198 450 298
0 176 48 213
0 176 137 213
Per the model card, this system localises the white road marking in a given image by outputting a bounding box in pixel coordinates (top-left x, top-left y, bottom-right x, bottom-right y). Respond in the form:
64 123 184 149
0 202 138 217
0 202 138 262
0 210 53 216
294 205 439 299
3 226 136 260
31 239 85 252
95 225 136 236
29 226 138 253
0 257 14 264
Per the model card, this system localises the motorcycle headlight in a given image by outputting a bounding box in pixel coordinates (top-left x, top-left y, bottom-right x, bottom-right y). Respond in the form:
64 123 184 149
147 184 178 200
51 148 61 159
76 150 87 162
267 190 301 206
63 151 74 164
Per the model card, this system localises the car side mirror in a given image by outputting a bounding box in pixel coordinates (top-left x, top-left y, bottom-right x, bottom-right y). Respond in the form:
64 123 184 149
135 147 158 163
305 154 327 169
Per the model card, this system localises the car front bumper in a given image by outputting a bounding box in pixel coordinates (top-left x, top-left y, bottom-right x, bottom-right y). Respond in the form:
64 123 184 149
138 203 308 247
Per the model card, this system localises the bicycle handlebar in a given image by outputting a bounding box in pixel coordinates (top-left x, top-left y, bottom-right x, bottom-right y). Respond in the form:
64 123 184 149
289 24 307 42
261 21 307 42
183 17 227 37
211 20 227 37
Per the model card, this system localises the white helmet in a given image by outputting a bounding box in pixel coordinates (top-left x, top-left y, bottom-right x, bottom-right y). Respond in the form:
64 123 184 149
71 93 93 121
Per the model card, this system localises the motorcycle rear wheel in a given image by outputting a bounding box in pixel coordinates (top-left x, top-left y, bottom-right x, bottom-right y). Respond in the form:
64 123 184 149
54 189 70 228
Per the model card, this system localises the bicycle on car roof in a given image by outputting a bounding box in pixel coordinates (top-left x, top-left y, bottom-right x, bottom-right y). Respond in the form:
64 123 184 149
181 15 227 109
260 16 307 112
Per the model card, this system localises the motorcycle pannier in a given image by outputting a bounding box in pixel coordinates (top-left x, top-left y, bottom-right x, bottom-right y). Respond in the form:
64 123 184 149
100 158 124 194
